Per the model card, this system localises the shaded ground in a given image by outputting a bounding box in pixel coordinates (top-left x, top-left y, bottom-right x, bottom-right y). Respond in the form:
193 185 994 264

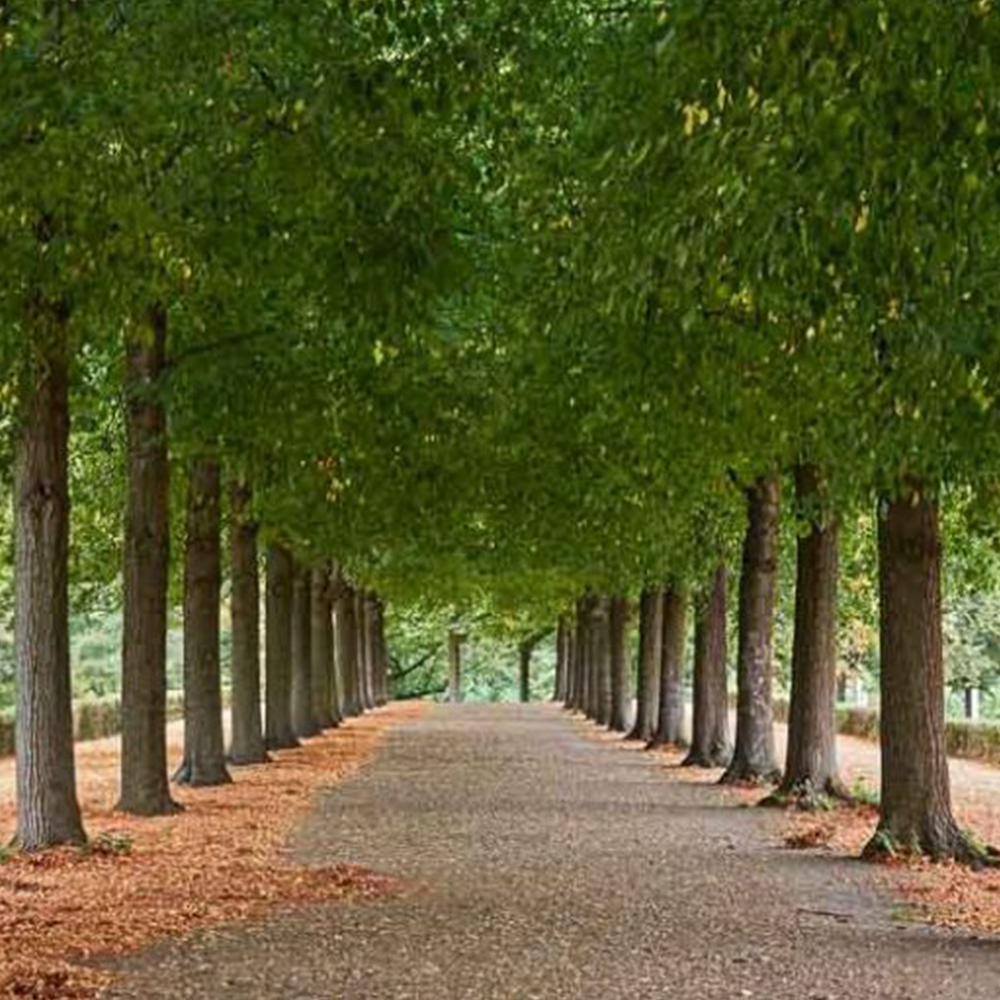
104 704 1000 999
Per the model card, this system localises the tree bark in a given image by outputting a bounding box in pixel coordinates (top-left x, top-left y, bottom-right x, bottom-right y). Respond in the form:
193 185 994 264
519 643 532 703
628 588 662 741
369 597 387 707
649 586 687 748
356 591 372 711
683 565 731 768
722 474 782 786
328 580 344 720
175 459 230 787
291 566 319 738
448 629 464 704
773 465 846 805
864 489 976 861
265 545 298 749
364 593 383 708
228 481 266 766
608 596 630 733
594 598 612 726
554 617 570 703
311 567 338 729
13 324 86 849
572 598 589 713
119 309 180 816
336 585 361 717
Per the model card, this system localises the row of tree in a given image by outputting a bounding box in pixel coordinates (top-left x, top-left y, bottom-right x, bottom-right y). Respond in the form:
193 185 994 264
7 0 1000 870
554 468 981 862
16 415 390 849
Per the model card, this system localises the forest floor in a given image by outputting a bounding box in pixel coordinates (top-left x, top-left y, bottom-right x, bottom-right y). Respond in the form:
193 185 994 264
97 704 998 999
0 705 421 999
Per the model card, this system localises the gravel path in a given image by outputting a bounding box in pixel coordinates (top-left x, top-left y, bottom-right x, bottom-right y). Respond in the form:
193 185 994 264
103 704 1000 999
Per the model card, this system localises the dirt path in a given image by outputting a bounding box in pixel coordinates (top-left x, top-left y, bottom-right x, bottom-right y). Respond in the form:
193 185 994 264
101 704 1000 999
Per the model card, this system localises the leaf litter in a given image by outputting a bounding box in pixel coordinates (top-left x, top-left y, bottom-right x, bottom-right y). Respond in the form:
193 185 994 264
0 702 424 999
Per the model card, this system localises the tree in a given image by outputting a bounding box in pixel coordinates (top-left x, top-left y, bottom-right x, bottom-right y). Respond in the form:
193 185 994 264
12 328 86 849
629 589 662 742
229 481 266 766
684 566 731 769
119 315 179 816
722 478 781 786
265 546 298 750
770 466 845 805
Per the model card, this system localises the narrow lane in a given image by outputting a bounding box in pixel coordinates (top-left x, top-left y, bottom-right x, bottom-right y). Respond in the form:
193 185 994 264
105 704 1000 999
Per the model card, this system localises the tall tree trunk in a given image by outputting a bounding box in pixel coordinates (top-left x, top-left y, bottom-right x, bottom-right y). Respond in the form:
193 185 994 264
311 567 338 729
364 593 383 708
265 545 298 749
368 597 383 707
722 475 782 786
448 629 464 704
228 480 266 766
336 585 360 717
683 565 731 768
328 570 344 719
13 323 86 849
519 643 532 703
355 591 371 711
572 598 589 713
564 629 577 708
119 310 179 816
628 588 662 741
594 599 612 726
291 566 318 738
864 489 975 861
649 586 687 748
175 459 230 787
608 596 630 733
773 465 845 805
584 598 601 720
554 617 569 703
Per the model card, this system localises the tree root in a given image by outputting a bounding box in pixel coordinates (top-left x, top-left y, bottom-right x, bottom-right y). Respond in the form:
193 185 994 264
862 825 1000 870
759 777 854 812
719 762 781 787
172 760 233 788
681 744 732 769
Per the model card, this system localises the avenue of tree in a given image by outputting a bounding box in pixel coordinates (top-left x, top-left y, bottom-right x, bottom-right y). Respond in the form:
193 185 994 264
4 0 1000 866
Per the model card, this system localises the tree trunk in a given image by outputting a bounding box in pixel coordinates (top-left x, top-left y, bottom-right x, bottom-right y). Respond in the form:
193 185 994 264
564 629 577 708
369 597 386 707
291 566 319 738
175 459 230 787
722 474 782 786
356 591 372 711
608 596 631 733
328 580 344 720
311 567 338 729
649 586 687 748
628 588 662 741
265 545 298 749
594 599 612 726
336 585 361 717
519 644 532 703
572 598 589 713
683 565 731 768
228 480 266 766
13 324 86 849
119 310 180 816
554 617 570 703
364 593 383 708
448 629 464 704
864 489 976 861
773 465 845 805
